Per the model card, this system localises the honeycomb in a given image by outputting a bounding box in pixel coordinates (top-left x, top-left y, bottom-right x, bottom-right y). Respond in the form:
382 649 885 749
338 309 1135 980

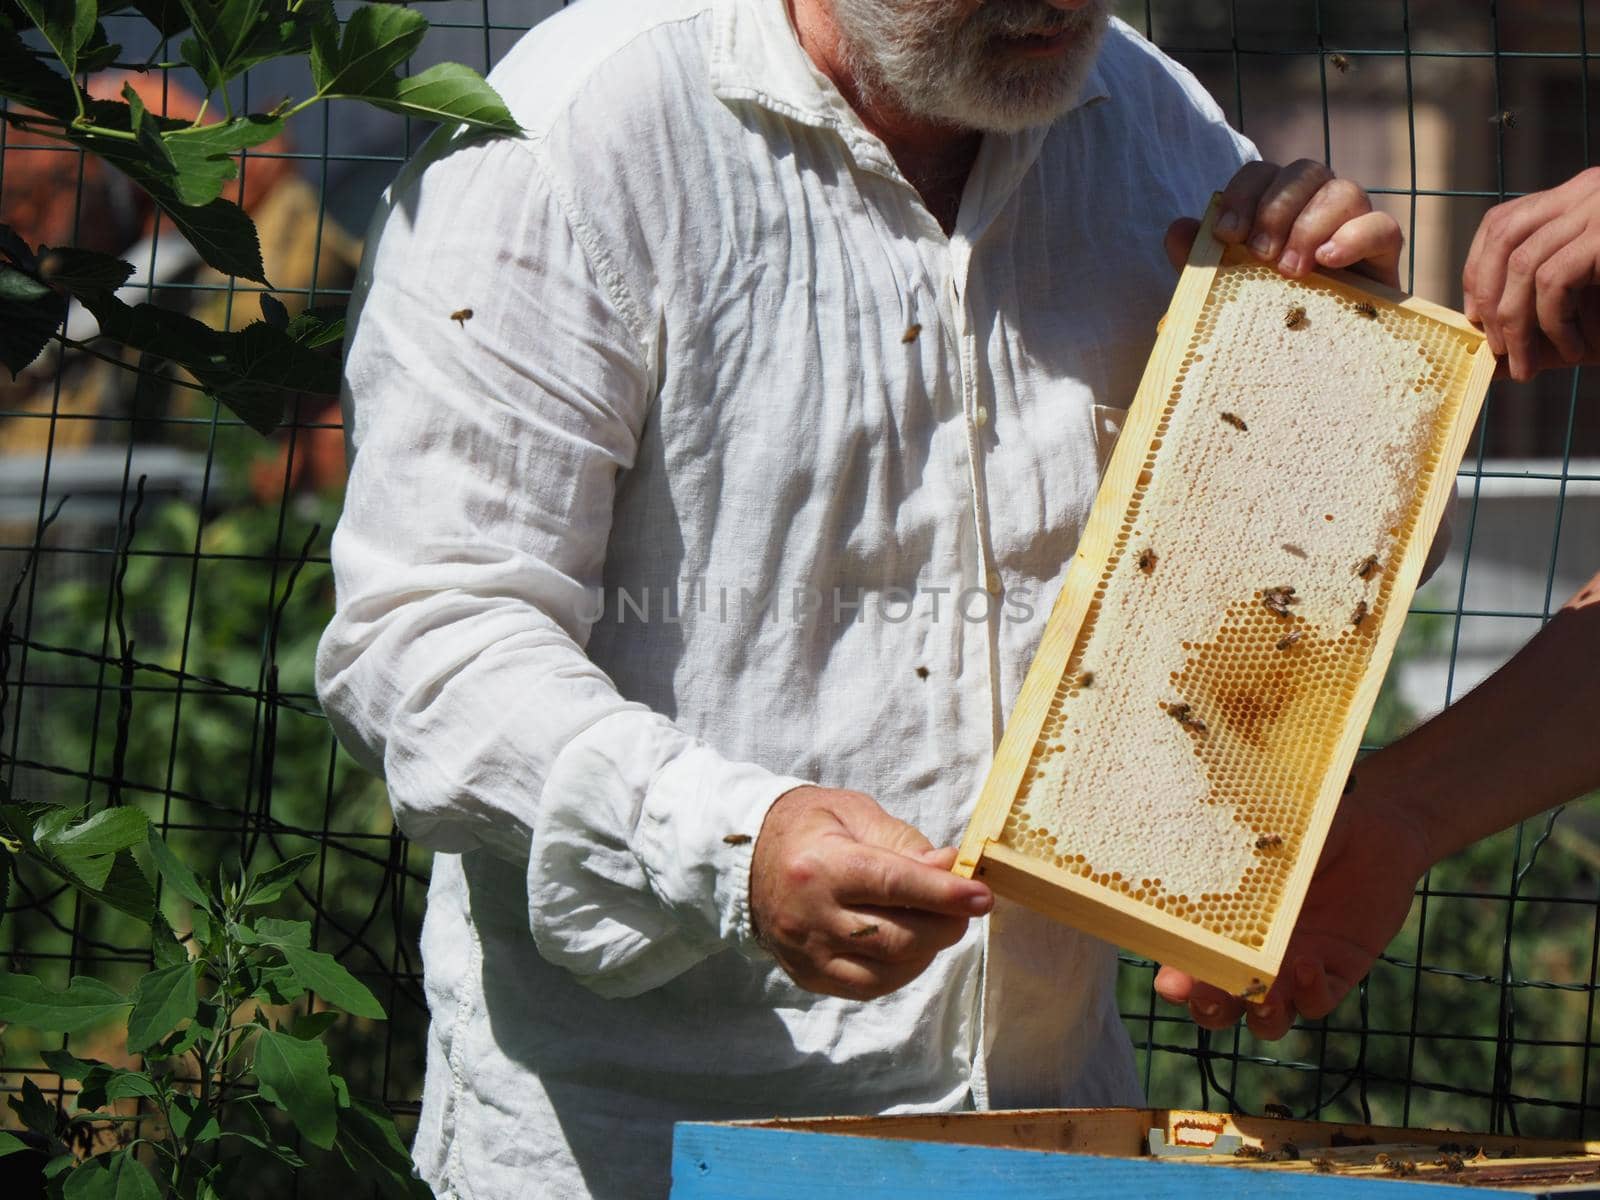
998 255 1480 949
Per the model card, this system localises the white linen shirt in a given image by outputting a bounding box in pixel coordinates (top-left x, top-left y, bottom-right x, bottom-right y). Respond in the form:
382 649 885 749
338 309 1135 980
317 1 1257 1196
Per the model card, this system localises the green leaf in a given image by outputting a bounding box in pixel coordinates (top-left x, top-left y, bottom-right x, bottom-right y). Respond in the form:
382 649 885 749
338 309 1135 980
177 0 325 90
125 961 198 1053
242 850 317 906
278 945 383 1019
107 1150 162 1200
20 806 156 921
0 263 52 303
167 1094 220 1144
89 850 157 923
14 0 96 77
338 1099 434 1200
190 905 215 949
76 23 121 72
76 290 345 431
62 1152 161 1200
111 0 189 37
285 306 344 349
310 3 426 96
220 1124 306 1168
252 1027 337 1149
147 829 212 912
0 14 75 115
237 916 310 947
0 1130 28 1158
62 115 268 283
77 1065 160 1111
148 1019 205 1061
252 963 304 1005
39 1048 96 1080
288 1009 339 1040
10 1077 56 1137
337 60 519 133
260 292 288 328
37 246 136 295
150 912 188 970
160 114 285 208
37 806 149 888
0 973 129 1034
0 268 66 376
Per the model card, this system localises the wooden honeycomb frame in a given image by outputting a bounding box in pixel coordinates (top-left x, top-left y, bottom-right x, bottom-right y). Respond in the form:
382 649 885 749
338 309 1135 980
955 203 1496 997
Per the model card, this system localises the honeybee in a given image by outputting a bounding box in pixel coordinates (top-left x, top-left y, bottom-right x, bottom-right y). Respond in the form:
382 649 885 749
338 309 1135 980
1355 554 1381 580
1276 630 1304 651
1329 52 1353 74
1137 548 1158 574
1168 702 1207 735
1241 979 1268 1002
1262 585 1299 616
1435 1153 1466 1172
1351 599 1369 628
1077 671 1095 689
1285 304 1307 330
1221 411 1248 431
722 833 752 846
1490 109 1517 129
901 323 922 343
1353 302 1378 319
1376 1154 1418 1177
1233 1144 1269 1160
450 308 473 326
1310 1157 1337 1174
849 923 880 939
1279 1142 1301 1160
915 666 930 680
1264 1103 1293 1120
1256 834 1284 851
1281 543 1308 559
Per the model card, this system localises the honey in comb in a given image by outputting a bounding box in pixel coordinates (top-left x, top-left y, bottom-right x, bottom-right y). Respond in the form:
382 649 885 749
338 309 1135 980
998 262 1478 948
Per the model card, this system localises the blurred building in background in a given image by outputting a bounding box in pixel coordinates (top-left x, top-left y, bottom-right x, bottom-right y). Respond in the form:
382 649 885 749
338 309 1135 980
1124 0 1599 719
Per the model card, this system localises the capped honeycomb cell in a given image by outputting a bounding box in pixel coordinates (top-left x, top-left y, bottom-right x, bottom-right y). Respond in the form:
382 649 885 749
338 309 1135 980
956 214 1495 997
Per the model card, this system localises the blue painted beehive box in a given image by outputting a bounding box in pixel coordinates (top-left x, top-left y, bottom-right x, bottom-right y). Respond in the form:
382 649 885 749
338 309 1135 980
671 1108 1600 1197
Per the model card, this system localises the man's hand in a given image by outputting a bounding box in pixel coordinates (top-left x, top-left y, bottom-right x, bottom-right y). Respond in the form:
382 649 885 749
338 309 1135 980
1165 159 1403 289
750 786 993 1000
1152 785 1431 1040
1463 168 1600 381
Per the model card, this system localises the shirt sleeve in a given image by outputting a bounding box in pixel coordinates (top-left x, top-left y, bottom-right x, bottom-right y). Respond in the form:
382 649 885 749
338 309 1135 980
315 130 810 999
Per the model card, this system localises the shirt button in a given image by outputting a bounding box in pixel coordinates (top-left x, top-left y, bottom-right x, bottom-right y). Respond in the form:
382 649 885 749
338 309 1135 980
986 571 1002 595
974 406 990 427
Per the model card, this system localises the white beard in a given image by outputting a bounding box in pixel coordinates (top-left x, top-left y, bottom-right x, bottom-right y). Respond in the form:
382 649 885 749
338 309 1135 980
831 0 1110 133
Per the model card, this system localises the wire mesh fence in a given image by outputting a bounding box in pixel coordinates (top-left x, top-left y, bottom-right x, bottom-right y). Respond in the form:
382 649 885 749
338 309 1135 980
1 0 1597 1191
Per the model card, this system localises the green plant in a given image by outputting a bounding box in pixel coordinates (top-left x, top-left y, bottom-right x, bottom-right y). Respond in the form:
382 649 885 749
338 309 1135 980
0 784 426 1199
0 0 518 431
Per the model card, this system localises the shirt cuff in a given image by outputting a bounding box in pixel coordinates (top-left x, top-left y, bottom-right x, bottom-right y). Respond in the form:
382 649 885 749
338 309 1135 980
632 741 811 959
528 708 810 995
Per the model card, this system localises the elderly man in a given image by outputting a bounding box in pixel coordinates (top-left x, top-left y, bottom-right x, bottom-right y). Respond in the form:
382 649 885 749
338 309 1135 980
317 0 1401 1195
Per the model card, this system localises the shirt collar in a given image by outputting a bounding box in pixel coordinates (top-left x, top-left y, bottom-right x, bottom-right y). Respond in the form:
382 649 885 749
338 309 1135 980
710 0 1112 183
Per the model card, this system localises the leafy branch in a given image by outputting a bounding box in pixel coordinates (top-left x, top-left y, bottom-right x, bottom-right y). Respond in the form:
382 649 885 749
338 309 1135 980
0 782 428 1199
0 0 517 431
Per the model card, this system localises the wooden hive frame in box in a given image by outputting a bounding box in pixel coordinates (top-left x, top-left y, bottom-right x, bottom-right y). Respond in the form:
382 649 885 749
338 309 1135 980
954 202 1496 997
